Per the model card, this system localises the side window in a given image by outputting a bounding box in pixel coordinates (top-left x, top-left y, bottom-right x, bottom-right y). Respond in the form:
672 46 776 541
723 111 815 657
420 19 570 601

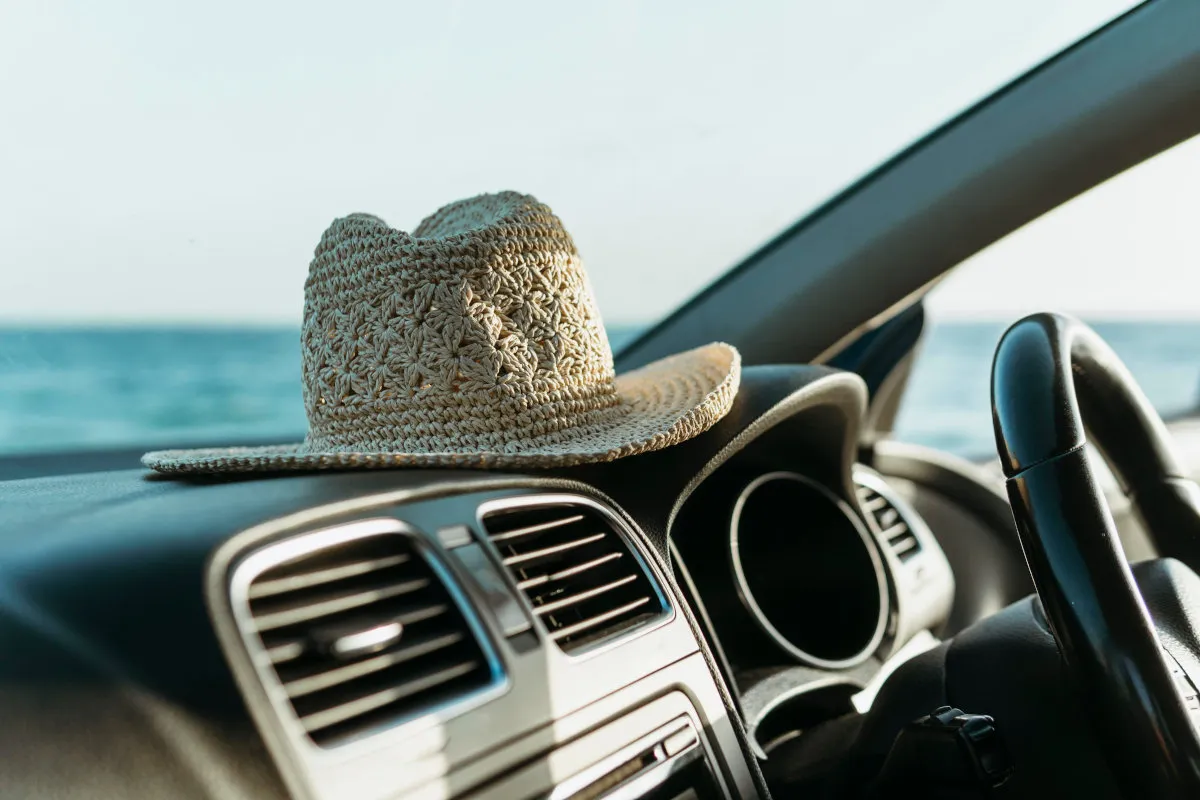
895 135 1200 459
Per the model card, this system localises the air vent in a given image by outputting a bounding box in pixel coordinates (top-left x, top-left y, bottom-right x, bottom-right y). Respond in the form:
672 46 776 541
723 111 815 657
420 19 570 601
855 476 922 563
236 523 500 747
481 500 667 654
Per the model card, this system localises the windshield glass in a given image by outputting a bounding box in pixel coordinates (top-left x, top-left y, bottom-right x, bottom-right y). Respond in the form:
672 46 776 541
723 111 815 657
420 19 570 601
0 1 1134 454
895 132 1200 458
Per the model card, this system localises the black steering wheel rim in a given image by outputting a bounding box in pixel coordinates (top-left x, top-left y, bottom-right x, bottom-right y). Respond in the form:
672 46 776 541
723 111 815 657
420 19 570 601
992 312 1200 798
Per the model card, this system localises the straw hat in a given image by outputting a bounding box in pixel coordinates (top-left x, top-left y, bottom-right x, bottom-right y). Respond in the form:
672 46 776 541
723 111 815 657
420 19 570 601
143 192 740 473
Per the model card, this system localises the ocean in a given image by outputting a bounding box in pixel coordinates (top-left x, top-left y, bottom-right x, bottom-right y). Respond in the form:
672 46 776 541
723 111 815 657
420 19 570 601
2 322 1200 460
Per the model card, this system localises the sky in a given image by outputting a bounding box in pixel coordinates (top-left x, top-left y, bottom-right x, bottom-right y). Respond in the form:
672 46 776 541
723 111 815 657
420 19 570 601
4 0 1177 328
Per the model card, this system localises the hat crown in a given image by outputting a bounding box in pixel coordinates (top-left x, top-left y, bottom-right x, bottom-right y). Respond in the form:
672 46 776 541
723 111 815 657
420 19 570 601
300 192 622 453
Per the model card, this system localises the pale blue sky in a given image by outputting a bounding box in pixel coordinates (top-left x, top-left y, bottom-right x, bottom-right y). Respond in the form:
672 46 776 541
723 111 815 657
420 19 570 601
7 0 1180 327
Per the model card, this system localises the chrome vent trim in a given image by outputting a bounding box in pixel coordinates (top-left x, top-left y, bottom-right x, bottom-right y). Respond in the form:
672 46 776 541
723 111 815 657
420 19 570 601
479 495 670 655
854 469 922 563
228 519 505 748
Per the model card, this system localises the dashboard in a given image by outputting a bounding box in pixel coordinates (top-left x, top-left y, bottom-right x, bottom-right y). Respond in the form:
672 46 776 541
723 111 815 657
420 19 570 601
0 364 1027 799
674 462 953 756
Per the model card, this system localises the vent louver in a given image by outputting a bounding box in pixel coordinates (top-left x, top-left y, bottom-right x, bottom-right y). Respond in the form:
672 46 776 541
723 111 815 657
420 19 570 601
855 478 922 563
481 501 666 654
240 526 497 747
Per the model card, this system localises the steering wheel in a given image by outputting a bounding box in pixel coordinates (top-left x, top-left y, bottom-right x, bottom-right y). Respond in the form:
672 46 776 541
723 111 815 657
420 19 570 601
992 313 1200 798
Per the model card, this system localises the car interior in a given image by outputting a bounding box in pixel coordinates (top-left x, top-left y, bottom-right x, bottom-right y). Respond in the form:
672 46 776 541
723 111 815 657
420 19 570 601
5 2 1200 799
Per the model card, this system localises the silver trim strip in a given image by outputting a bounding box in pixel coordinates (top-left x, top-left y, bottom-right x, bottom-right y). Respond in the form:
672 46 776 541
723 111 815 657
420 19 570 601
533 575 638 617
252 576 430 632
546 716 701 800
549 597 652 642
489 513 586 543
248 553 411 599
746 676 861 761
502 532 607 568
729 471 890 669
299 660 480 733
519 552 623 590
285 632 463 699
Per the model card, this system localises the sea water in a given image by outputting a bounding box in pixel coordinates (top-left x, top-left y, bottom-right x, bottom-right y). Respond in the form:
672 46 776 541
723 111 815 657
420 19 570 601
2 322 1199 460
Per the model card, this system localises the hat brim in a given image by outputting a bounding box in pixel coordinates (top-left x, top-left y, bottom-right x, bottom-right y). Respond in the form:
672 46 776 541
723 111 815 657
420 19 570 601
142 343 740 474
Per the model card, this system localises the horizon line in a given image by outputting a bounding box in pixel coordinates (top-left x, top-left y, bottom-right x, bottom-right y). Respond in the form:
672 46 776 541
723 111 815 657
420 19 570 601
4 313 1200 330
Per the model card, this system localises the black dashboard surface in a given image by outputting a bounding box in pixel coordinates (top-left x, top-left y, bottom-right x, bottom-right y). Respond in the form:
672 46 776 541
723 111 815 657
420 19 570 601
0 364 1011 799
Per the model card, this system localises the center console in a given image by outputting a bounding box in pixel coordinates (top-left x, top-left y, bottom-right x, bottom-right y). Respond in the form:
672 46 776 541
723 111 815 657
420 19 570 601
473 692 726 800
206 485 760 800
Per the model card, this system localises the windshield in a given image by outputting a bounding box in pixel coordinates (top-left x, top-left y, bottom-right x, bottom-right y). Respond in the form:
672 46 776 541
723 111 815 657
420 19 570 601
0 2 1135 455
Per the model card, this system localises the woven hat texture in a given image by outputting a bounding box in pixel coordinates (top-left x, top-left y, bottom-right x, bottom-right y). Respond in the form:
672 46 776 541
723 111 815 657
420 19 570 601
144 192 740 473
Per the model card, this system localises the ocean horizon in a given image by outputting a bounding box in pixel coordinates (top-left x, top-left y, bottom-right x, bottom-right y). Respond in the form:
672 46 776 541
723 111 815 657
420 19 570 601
2 321 1199 459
